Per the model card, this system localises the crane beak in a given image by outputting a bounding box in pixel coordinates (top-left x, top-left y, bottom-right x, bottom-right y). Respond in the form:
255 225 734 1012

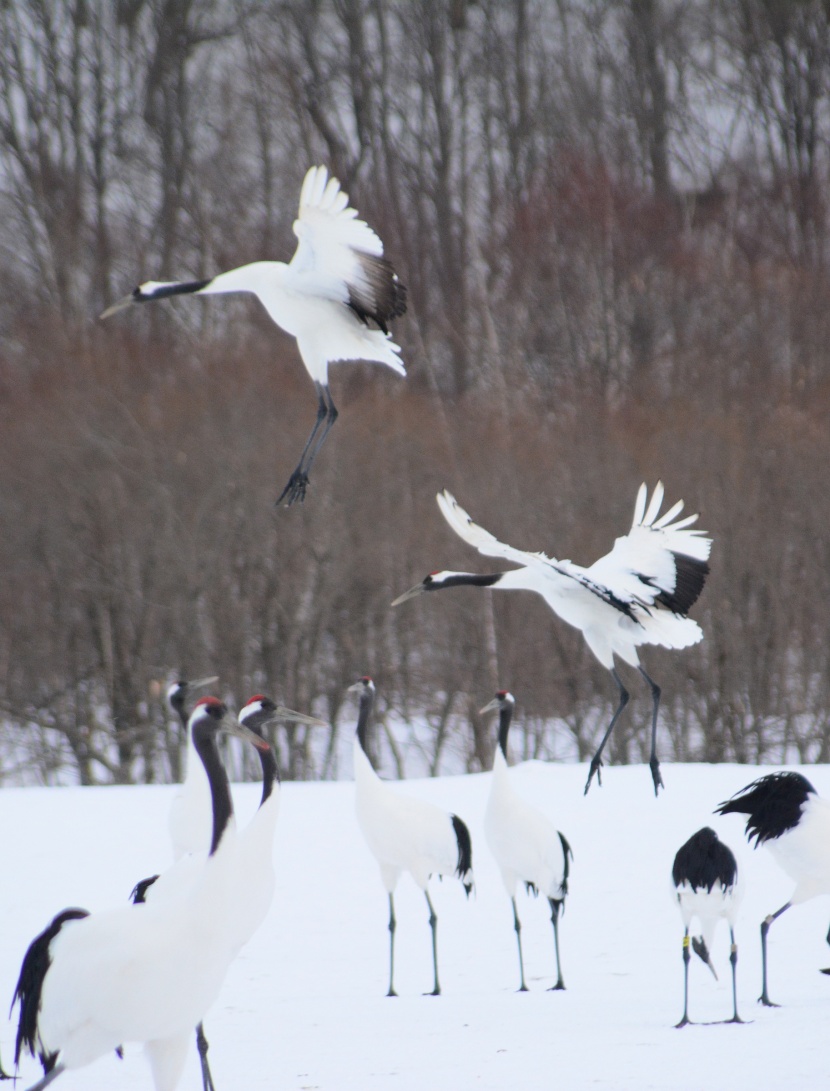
479 697 501 715
391 582 426 607
266 706 327 728
186 675 219 693
224 716 271 752
100 293 137 319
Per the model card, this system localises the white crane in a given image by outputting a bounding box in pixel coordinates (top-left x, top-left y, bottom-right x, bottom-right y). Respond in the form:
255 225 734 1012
132 695 324 1091
11 697 268 1091
100 166 407 506
671 826 742 1027
480 691 572 992
392 484 712 796
349 677 474 996
227 696 326 950
716 771 830 1006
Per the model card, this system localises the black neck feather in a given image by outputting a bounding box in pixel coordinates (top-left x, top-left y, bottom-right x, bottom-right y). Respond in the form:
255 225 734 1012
356 689 375 756
139 278 211 302
192 720 234 855
437 572 502 590
258 741 279 806
497 705 512 759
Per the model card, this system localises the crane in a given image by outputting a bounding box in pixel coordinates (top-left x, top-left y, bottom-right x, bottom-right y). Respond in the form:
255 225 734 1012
671 826 742 1027
101 166 407 506
392 484 712 795
480 691 572 992
716 771 830 1006
132 696 323 1091
350 677 473 996
11 697 268 1091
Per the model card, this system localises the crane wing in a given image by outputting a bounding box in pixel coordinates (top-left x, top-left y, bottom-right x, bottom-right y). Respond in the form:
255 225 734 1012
436 490 558 570
587 482 712 613
287 166 405 329
436 490 638 617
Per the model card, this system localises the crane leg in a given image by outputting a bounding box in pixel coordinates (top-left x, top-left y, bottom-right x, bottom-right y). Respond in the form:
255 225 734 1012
548 898 566 990
639 666 663 795
675 929 692 1027
511 896 528 992
301 385 338 481
584 669 629 795
387 892 398 997
196 1021 216 1091
724 926 744 1023
425 890 441 996
22 1063 65 1091
277 383 337 506
760 902 790 1006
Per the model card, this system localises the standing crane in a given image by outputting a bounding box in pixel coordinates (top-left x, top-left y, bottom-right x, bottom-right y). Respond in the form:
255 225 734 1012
481 691 572 992
350 677 473 996
671 826 743 1027
393 484 712 795
716 771 830 1006
11 697 268 1091
101 166 407 506
132 696 323 1091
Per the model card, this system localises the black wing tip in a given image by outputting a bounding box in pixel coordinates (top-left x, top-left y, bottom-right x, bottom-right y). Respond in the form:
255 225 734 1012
715 771 815 845
13 908 89 1067
656 554 710 615
348 254 407 330
130 875 160 903
450 813 473 889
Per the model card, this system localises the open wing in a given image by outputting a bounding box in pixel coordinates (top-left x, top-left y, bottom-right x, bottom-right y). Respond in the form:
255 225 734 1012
436 490 638 618
436 490 559 571
587 482 712 613
288 166 405 329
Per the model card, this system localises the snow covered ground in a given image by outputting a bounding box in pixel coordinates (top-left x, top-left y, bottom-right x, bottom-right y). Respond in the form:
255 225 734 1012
2 758 829 1090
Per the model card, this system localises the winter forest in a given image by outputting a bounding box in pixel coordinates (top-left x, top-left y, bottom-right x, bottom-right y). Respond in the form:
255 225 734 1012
2 0 830 788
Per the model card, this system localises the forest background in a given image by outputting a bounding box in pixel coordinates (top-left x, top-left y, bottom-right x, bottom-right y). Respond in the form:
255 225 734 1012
2 0 829 787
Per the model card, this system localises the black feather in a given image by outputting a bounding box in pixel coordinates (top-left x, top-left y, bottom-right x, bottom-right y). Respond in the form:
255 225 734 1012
451 813 474 896
13 908 90 1072
558 831 574 898
130 875 160 904
347 254 407 332
652 553 710 615
716 771 815 845
672 827 737 892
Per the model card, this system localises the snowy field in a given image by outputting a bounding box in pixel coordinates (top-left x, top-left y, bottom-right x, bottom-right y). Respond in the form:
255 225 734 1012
3 758 830 1091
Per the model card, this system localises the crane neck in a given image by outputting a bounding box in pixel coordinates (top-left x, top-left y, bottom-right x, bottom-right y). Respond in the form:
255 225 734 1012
258 739 280 806
191 723 234 856
497 705 513 760
355 690 375 758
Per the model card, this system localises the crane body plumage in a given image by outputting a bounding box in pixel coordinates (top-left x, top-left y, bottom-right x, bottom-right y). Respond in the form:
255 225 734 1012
350 678 473 996
393 483 712 795
101 167 406 506
482 692 571 991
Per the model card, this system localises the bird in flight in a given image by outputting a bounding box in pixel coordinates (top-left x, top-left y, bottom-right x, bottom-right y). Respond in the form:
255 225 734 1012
393 484 712 795
101 166 407 507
